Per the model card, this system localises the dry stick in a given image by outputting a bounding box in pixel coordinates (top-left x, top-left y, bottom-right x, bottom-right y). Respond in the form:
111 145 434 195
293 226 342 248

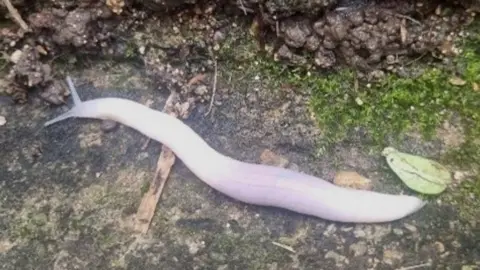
398 262 432 270
393 13 422 26
2 0 29 31
134 92 185 234
205 59 218 116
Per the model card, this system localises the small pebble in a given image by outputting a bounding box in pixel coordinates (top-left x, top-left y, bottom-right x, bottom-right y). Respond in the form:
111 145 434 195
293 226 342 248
10 50 22 63
0 116 6 126
403 223 417 232
393 228 403 236
100 120 118 132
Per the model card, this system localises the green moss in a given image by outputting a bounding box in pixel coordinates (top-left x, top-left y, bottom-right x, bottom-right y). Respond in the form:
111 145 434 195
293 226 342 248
220 19 480 161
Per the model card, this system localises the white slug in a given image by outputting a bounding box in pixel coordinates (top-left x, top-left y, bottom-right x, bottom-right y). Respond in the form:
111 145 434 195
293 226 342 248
44 76 426 223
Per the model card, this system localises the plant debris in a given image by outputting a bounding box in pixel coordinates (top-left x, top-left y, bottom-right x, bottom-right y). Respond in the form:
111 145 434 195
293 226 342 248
134 91 194 234
382 147 452 195
334 171 373 190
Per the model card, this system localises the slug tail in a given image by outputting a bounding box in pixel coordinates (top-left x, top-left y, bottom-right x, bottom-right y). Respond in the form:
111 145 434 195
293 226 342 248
44 76 83 127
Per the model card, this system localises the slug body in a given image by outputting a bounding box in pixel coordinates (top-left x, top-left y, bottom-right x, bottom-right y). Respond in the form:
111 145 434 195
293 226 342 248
45 77 426 223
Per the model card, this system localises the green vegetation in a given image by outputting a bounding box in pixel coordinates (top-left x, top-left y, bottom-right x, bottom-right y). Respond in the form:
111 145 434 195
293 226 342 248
220 20 480 167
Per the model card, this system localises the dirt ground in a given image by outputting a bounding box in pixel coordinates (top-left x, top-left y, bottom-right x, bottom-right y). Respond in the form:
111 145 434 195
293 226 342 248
1 1 480 270
0 60 478 270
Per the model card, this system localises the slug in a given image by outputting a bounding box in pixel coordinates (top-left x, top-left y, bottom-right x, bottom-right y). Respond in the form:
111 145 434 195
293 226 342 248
44 76 426 223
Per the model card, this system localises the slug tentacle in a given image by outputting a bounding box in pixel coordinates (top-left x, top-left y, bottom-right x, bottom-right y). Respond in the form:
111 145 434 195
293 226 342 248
44 76 83 127
66 76 83 106
44 76 427 224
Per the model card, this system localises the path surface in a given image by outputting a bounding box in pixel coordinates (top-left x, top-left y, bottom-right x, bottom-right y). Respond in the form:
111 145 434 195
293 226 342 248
0 60 479 270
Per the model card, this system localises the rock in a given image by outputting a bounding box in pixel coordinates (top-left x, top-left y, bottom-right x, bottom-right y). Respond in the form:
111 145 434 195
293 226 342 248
40 80 68 105
349 241 368 257
433 241 445 253
0 116 6 126
314 47 336 68
393 228 404 236
305 35 321 51
323 224 337 237
10 50 23 63
213 30 226 43
334 171 373 190
403 223 417 233
100 120 118 132
283 19 311 48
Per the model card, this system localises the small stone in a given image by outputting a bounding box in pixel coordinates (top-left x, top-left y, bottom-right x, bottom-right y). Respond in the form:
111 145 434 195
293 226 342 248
314 48 336 68
0 116 6 126
393 228 403 236
373 225 391 240
10 50 22 63
186 239 204 255
433 241 445 253
100 120 118 132
323 224 337 236
194 85 208 96
354 228 367 238
349 241 367 256
451 240 461 248
386 55 396 65
138 46 146 55
283 20 310 48
213 30 225 43
275 44 293 61
403 223 417 233
304 35 320 51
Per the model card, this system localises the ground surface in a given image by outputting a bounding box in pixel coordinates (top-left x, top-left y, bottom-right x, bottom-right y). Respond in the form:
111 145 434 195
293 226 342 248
1 60 479 270
1 1 480 270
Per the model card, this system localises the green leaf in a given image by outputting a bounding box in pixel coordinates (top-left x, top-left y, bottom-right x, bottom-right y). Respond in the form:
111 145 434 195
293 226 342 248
382 147 452 195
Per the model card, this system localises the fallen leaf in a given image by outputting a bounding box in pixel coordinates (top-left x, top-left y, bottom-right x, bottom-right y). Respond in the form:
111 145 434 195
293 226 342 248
260 149 289 168
382 147 452 195
449 76 467 86
334 171 372 190
0 116 6 126
472 82 479 91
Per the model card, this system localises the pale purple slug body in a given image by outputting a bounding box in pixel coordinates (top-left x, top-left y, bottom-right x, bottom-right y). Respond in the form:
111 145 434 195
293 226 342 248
44 77 426 223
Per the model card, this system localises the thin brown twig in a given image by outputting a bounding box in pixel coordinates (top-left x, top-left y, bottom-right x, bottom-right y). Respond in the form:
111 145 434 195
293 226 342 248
134 93 188 234
393 13 422 26
404 52 428 66
398 262 432 270
2 0 30 31
205 59 218 116
238 0 249 15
